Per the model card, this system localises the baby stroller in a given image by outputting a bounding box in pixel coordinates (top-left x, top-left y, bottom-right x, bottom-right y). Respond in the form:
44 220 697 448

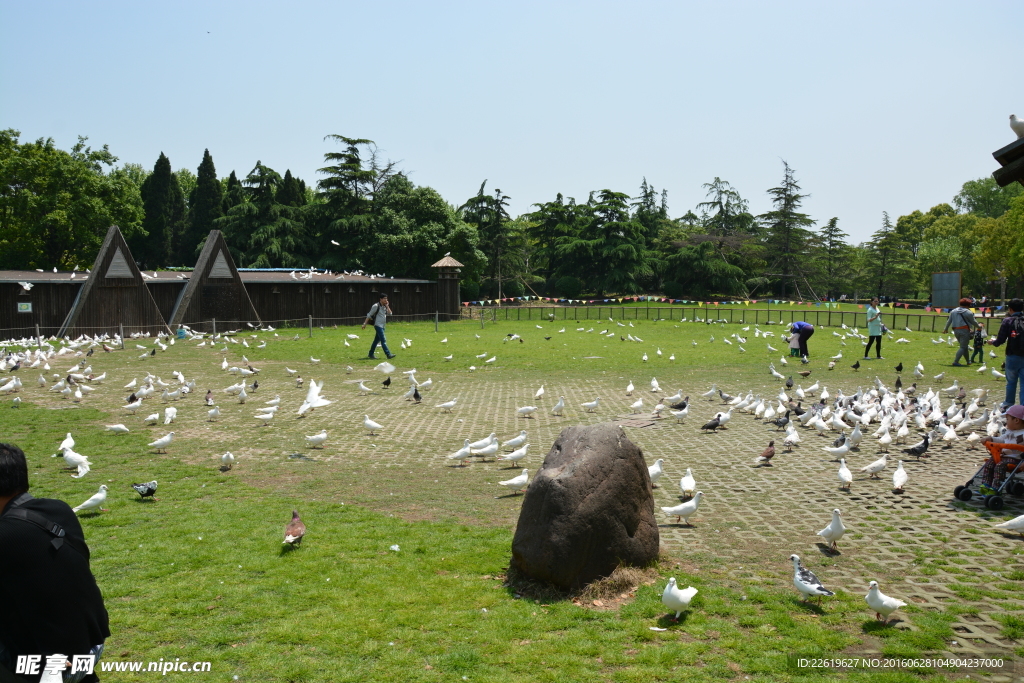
954 442 1024 510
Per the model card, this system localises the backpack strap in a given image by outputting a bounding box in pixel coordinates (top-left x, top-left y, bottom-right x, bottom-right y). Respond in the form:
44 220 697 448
3 494 88 557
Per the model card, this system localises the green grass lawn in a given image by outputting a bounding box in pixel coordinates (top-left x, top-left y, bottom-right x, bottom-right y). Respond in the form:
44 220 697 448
3 317 1015 681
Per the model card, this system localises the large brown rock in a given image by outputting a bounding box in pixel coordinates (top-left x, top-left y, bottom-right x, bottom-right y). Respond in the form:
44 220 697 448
510 423 659 589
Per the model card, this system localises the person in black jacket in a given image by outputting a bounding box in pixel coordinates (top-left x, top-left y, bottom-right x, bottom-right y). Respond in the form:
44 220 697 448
989 298 1024 409
0 443 109 683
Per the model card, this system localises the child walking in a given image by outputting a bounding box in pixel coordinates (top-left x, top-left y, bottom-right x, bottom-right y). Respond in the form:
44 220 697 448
971 325 986 364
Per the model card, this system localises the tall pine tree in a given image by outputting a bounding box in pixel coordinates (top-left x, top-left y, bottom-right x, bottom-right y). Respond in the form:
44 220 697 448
759 161 815 298
136 152 186 267
183 149 223 261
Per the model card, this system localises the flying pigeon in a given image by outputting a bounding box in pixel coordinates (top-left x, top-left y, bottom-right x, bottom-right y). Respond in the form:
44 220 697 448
865 581 907 624
661 491 703 525
72 485 108 513
131 481 158 500
284 510 306 545
790 554 834 603
661 578 698 621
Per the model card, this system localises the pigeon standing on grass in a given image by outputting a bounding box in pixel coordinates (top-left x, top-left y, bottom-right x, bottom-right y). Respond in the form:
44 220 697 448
865 581 907 624
73 485 108 513
790 554 834 603
497 469 529 495
131 481 158 501
148 432 174 453
283 510 306 546
661 578 698 621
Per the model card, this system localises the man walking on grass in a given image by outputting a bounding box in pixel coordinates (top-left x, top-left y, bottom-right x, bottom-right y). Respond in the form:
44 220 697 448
362 293 395 360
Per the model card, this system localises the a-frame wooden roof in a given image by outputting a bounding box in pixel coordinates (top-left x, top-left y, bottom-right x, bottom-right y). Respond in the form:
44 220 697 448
168 230 261 327
58 225 171 337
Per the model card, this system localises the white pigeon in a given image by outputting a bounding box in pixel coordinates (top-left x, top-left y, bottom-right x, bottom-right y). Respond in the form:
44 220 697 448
148 432 174 453
357 380 373 395
61 448 91 478
144 413 160 425
254 412 275 426
221 452 235 470
892 460 908 492
59 433 75 452
861 453 887 478
817 508 845 551
285 367 298 376
265 395 281 407
1012 114 1024 139
661 491 702 525
517 406 538 418
448 439 472 466
72 485 108 513
436 398 457 412
502 430 528 449
865 581 907 624
661 578 698 620
208 406 221 421
648 459 664 487
499 443 529 464
625 381 635 396
650 377 661 392
837 459 853 490
551 396 565 416
630 398 644 414
790 554 834 603
363 415 383 435
163 407 177 425
305 430 328 448
298 380 332 416
534 385 545 400
994 513 1024 537
469 433 497 450
497 469 529 494
581 398 600 412
105 424 130 434
679 468 696 498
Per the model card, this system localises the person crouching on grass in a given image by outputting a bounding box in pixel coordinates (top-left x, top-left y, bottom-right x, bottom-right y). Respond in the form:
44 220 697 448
0 443 108 683
980 405 1024 490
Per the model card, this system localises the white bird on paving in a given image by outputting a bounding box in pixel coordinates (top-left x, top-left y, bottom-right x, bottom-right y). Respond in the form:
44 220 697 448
125 378 137 389
650 378 661 392
517 405 538 418
208 406 220 421
994 514 1024 537
472 441 499 459
648 459 664 487
164 407 177 425
144 413 160 425
790 554 834 603
866 581 907 624
237 387 248 404
221 452 235 470
105 424 130 434
357 380 373 395
661 578 698 621
630 398 644 414
661 491 702 525
265 395 281 407
671 405 689 422
298 380 332 416
499 443 529 463
816 509 846 552
535 385 545 400
551 396 565 416
502 431 528 449
305 430 328 448
701 385 717 400
448 439 472 467
625 381 635 396
436 398 457 412
861 453 888 478
72 485 108 513
892 460 908 492
61 448 91 478
149 432 174 453
838 459 853 490
468 433 496 450
363 415 383 435
497 469 529 495
581 398 600 412
680 468 696 498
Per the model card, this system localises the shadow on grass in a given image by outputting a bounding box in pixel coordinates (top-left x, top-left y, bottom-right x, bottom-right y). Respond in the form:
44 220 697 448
862 618 904 634
655 610 693 628
792 597 827 615
814 542 840 557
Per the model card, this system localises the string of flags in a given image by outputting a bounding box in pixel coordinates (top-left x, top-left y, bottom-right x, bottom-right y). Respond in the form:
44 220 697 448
460 296 1004 315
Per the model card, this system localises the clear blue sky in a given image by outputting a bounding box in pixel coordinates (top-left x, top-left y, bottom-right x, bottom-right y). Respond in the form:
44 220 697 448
2 1 1021 243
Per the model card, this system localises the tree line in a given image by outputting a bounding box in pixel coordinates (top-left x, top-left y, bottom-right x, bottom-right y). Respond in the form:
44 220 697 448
2 127 1022 302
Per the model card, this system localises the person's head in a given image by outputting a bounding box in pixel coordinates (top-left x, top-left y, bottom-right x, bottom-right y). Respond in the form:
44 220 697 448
959 297 972 307
379 293 388 302
871 297 879 306
0 443 29 498
1009 298 1023 313
1006 404 1024 431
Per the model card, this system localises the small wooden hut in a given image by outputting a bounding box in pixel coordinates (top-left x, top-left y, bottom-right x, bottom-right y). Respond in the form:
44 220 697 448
169 230 260 331
58 225 171 337
431 255 463 320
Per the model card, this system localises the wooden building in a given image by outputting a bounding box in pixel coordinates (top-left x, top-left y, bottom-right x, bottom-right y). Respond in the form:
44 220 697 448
169 231 260 330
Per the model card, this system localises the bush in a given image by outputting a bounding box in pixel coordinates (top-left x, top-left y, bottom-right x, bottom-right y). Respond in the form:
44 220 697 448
503 280 525 297
460 280 480 301
555 276 583 299
663 281 685 299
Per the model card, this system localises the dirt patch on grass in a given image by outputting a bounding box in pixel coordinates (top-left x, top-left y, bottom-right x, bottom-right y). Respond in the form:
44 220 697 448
503 562 661 610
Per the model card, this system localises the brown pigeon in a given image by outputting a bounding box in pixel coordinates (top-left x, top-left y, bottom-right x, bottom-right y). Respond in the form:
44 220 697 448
797 370 812 377
283 510 306 546
754 440 776 465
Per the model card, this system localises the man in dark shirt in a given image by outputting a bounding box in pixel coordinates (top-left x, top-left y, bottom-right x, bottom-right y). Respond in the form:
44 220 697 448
0 443 109 683
989 298 1024 409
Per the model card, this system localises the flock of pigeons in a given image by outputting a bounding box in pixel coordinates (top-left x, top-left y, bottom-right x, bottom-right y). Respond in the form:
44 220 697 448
4 314 1023 630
